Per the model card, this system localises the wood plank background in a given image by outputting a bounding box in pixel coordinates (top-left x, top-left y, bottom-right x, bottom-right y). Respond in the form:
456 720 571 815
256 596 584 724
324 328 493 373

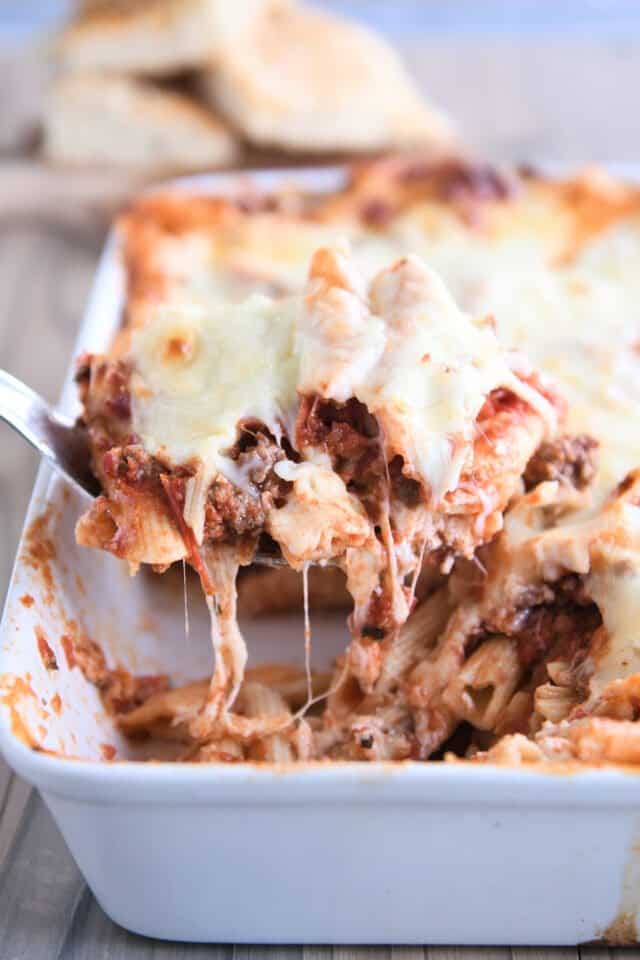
2 18 640 957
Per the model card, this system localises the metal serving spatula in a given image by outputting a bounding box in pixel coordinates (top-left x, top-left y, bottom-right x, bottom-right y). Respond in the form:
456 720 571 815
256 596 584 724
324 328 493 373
0 368 100 497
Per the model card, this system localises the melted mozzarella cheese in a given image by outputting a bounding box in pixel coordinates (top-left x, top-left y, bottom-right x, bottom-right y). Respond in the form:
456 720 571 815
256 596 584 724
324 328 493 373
297 247 386 403
587 565 640 699
131 246 556 523
297 250 553 500
129 295 299 475
363 255 553 499
269 460 373 566
351 210 640 497
201 201 640 498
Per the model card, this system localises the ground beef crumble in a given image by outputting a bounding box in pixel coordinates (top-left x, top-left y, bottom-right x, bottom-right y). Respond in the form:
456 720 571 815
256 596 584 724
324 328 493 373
486 574 602 671
524 434 599 491
296 396 422 515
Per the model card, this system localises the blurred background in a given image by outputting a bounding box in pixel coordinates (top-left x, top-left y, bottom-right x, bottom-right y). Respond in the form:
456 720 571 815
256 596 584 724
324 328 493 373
3 2 640 166
1 0 640 604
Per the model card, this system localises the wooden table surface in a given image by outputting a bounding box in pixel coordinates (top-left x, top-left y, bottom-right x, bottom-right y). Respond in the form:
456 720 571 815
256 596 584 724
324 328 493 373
3 19 640 957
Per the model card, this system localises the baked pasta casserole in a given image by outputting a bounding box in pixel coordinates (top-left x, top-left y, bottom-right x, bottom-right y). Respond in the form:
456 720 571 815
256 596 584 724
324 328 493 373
74 157 640 765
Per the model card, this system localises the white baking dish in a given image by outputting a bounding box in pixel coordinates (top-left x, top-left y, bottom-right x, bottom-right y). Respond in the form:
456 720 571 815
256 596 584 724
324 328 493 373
1 166 640 946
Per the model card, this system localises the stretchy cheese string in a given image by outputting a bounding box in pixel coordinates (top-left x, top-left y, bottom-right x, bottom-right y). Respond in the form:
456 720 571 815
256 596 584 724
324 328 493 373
302 562 313 705
409 530 430 610
182 559 190 644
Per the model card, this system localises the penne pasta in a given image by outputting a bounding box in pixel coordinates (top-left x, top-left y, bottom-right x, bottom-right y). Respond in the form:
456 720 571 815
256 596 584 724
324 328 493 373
241 682 294 763
66 158 640 767
442 637 523 731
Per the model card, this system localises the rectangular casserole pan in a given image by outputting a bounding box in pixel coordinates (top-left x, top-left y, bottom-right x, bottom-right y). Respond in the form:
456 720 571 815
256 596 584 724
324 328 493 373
1 166 640 946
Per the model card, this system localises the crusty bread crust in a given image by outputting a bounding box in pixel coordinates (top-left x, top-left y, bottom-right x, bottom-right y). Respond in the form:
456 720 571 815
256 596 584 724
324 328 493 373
201 5 455 152
43 73 238 172
58 0 286 76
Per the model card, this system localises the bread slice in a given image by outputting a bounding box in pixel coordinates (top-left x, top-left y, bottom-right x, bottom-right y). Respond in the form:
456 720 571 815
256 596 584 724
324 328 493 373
43 73 238 172
202 4 455 153
57 0 284 76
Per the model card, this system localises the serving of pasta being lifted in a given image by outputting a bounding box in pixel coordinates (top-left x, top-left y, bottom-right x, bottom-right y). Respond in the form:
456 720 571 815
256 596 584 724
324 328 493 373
73 158 640 766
